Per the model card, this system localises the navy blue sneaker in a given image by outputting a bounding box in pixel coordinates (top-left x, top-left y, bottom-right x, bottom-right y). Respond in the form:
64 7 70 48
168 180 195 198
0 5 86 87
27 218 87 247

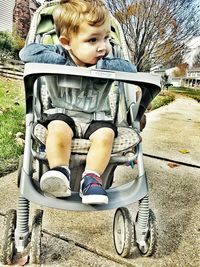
40 167 71 197
80 174 108 205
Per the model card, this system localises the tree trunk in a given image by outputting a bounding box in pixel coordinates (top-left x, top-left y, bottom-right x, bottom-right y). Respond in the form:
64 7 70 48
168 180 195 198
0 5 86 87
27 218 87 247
13 0 39 40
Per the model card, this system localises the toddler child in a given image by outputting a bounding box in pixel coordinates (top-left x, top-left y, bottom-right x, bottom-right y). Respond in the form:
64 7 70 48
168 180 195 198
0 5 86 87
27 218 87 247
20 0 136 205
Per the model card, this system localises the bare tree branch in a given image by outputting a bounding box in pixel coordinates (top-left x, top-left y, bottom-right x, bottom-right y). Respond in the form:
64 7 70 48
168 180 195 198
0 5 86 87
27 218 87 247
106 0 200 70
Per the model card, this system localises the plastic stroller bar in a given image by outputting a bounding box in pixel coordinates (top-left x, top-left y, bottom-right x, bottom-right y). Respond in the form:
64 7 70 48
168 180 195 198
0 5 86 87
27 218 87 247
20 167 148 211
23 63 161 92
23 63 161 121
31 150 138 165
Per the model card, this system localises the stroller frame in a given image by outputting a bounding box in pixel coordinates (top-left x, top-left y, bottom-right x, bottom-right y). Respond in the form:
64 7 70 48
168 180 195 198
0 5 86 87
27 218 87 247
21 63 161 212
0 1 161 264
15 64 160 258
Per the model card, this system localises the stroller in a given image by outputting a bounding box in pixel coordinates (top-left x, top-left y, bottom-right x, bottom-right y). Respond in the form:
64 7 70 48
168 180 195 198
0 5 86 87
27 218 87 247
0 0 161 265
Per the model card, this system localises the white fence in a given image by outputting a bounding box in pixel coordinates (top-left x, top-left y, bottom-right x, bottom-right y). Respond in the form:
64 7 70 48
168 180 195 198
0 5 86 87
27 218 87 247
0 60 24 80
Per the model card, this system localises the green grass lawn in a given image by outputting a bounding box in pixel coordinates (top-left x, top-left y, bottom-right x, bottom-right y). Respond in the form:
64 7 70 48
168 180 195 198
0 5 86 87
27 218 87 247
169 86 200 102
151 86 200 110
0 77 25 176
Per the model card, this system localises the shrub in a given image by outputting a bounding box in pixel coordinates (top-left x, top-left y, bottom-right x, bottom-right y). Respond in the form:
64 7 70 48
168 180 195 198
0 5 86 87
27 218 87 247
0 31 24 61
151 91 175 110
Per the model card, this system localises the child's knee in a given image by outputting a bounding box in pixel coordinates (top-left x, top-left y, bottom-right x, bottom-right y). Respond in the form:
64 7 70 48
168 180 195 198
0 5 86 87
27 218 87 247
47 120 73 137
90 128 115 143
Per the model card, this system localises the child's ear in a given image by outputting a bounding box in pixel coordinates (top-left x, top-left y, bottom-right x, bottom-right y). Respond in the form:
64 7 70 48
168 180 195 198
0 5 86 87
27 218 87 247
59 35 71 50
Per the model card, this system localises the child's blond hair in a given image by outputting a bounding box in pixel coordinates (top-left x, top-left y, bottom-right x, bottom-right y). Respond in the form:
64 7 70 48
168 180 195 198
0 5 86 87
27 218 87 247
53 0 109 38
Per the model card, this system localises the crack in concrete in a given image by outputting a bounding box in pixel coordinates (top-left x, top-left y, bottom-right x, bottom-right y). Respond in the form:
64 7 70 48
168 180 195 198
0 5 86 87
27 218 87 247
43 229 137 267
144 154 200 169
0 213 137 266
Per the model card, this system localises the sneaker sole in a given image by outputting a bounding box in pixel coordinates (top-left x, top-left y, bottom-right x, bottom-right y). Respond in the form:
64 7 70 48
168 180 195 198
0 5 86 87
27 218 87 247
80 194 108 205
40 170 71 197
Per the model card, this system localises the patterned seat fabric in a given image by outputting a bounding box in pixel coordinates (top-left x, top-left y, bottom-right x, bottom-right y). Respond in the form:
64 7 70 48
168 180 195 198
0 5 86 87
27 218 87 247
33 123 140 154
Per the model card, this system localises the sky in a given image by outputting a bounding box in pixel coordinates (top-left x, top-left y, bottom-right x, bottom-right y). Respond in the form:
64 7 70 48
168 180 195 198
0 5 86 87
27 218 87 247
184 36 200 66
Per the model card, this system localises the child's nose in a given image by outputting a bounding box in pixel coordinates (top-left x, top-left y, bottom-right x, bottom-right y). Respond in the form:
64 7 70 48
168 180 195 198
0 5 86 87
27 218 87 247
97 41 107 52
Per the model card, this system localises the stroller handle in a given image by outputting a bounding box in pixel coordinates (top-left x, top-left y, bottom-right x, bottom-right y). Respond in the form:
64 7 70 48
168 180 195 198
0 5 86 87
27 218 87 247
23 63 161 89
23 63 161 121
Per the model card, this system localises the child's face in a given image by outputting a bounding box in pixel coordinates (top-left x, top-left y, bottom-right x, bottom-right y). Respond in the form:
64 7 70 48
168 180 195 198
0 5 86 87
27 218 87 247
60 18 111 66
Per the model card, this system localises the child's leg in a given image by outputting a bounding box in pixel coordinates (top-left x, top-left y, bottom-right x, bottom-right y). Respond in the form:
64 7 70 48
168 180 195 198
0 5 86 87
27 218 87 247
40 120 74 197
85 127 115 174
46 120 73 168
80 127 115 205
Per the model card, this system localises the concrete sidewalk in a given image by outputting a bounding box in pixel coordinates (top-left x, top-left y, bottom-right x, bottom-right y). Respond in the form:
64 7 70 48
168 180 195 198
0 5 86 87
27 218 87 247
142 96 200 166
0 96 200 266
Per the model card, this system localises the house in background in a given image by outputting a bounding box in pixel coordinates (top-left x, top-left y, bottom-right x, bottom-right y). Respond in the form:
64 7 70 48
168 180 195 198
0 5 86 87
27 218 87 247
0 0 15 32
153 67 200 88
0 0 39 39
184 68 200 87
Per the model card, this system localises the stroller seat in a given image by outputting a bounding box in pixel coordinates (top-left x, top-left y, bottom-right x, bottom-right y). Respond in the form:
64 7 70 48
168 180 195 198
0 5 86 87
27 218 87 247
33 123 141 155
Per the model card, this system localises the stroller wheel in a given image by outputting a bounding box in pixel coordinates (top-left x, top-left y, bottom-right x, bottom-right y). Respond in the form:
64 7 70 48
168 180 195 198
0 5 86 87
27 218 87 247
29 209 43 264
0 209 16 265
113 207 134 258
135 209 157 256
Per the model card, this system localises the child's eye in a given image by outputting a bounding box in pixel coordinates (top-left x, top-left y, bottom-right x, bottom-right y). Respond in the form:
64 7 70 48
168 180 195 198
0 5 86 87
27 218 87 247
89 38 97 43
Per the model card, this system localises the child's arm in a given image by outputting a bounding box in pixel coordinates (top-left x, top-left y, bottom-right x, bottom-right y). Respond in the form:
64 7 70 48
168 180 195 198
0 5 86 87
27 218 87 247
19 43 67 64
97 58 137 73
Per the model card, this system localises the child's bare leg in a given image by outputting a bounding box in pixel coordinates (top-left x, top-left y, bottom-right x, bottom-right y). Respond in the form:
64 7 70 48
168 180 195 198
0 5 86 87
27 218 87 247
80 127 115 205
85 127 114 174
46 120 73 168
40 120 73 197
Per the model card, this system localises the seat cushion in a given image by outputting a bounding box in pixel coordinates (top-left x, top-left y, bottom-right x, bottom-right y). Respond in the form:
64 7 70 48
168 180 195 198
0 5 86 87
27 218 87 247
33 123 140 154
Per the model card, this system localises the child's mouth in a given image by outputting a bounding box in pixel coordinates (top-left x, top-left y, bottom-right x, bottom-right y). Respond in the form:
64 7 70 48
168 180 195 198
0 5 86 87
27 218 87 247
96 55 105 60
